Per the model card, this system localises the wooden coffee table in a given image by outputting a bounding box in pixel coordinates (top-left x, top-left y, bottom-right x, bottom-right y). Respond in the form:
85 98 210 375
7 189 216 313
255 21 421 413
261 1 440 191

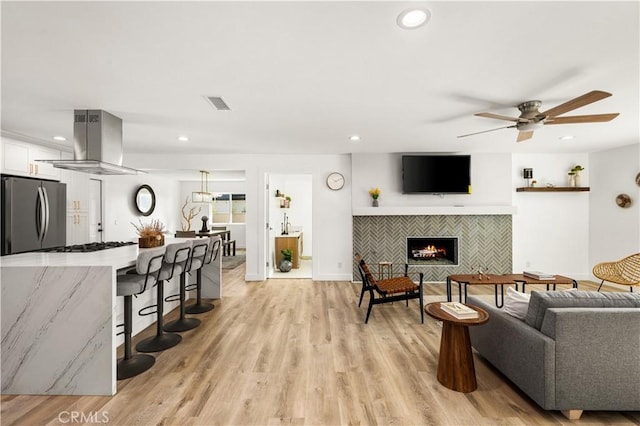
504 274 578 293
425 302 489 393
447 274 516 308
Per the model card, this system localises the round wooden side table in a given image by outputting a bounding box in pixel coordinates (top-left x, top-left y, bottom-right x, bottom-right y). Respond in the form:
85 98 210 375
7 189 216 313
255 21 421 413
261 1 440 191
425 302 489 393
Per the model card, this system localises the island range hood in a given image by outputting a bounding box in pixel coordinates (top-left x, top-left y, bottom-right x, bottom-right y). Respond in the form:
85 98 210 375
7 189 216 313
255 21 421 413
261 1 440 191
38 109 142 175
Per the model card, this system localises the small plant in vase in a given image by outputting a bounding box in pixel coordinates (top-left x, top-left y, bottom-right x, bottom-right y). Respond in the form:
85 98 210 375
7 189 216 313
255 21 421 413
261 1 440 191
568 165 584 187
369 187 381 207
279 249 293 272
132 218 167 248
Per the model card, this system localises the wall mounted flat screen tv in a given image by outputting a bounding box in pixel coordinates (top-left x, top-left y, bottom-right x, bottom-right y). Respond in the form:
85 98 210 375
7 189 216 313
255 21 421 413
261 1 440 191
402 155 471 194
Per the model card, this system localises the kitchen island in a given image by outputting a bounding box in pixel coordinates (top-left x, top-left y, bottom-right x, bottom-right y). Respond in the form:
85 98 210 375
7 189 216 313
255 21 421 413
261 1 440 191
0 236 221 396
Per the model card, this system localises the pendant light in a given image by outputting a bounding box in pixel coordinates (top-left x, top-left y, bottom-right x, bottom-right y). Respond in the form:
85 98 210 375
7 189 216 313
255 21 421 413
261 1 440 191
192 170 212 203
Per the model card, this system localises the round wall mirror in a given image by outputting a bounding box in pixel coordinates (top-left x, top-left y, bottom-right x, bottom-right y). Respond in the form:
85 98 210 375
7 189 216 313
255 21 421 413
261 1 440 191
135 184 156 216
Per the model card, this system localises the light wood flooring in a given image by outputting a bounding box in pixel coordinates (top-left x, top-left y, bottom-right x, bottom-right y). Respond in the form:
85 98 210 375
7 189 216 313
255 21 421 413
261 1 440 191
2 266 639 425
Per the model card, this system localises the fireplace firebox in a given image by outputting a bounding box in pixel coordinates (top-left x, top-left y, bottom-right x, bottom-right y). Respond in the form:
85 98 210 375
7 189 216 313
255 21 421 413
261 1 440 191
407 237 458 266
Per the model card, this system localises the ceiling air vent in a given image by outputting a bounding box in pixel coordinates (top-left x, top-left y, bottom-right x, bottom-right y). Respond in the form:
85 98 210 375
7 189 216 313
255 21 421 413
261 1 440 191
205 96 231 111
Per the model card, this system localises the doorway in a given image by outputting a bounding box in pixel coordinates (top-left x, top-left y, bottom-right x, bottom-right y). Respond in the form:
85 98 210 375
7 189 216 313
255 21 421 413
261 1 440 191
89 178 103 242
267 173 312 279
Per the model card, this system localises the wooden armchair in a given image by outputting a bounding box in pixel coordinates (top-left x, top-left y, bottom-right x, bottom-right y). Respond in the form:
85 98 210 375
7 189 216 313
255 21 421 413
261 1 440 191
355 254 424 324
592 253 640 292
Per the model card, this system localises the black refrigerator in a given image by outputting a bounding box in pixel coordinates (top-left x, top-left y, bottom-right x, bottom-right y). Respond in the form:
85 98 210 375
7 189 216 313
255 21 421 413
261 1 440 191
1 175 66 256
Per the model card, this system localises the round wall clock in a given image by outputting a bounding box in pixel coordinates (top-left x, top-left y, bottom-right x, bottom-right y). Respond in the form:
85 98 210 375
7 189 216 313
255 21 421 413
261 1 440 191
616 193 632 208
326 172 345 190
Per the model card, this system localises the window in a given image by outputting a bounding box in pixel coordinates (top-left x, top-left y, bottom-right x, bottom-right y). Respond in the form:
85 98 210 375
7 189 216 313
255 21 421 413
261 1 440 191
212 193 246 224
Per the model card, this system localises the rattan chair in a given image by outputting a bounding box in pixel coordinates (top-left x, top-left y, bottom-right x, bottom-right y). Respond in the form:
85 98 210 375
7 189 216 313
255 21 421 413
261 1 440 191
355 254 424 324
592 253 640 292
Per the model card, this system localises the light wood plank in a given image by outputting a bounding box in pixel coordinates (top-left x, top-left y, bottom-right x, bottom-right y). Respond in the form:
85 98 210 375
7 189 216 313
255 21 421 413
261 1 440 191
1 270 638 425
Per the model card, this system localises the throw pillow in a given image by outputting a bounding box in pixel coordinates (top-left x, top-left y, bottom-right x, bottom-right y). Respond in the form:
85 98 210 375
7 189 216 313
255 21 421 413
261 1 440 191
503 286 531 320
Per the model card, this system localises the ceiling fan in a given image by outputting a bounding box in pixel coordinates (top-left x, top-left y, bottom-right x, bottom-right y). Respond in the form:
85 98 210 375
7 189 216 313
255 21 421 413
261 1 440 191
457 90 619 142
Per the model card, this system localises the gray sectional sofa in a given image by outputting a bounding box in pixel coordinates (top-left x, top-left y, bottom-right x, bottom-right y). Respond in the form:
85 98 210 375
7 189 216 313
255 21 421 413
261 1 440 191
468 290 640 420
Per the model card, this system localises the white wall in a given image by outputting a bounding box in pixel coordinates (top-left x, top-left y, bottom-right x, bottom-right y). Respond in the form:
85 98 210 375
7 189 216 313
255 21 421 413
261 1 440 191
512 153 590 278
351 153 512 208
128 153 352 281
589 143 640 282
100 174 180 242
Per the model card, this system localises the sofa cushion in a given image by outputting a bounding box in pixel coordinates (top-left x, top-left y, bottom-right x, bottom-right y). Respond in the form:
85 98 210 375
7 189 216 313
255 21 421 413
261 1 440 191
503 287 531 320
524 290 640 330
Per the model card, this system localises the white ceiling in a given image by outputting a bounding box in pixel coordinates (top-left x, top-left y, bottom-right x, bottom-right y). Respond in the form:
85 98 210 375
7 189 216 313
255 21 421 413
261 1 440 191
2 1 639 160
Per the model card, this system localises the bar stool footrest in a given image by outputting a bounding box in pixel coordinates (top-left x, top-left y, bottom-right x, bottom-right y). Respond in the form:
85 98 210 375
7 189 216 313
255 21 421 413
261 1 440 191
164 293 181 303
138 304 158 317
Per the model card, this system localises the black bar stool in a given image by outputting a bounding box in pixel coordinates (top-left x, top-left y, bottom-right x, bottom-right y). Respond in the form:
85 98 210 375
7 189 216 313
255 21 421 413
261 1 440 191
136 241 191 353
116 250 164 380
186 236 221 314
163 239 208 332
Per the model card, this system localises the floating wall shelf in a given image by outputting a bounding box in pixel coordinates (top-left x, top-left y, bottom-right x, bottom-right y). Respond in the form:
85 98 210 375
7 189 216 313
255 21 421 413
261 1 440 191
516 187 590 192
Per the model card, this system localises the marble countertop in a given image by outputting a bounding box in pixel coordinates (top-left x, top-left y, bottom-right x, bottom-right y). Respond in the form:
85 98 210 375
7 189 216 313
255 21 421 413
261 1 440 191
0 237 199 269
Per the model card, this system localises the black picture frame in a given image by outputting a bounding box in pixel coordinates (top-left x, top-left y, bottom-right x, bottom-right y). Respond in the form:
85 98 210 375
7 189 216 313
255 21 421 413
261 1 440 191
135 184 156 216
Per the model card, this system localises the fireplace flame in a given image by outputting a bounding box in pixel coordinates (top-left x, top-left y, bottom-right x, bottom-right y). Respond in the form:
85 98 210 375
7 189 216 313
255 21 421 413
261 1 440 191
412 245 447 258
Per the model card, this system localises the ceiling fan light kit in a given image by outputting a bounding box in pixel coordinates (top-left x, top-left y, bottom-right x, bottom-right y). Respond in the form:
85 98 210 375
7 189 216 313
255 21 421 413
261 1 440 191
458 90 620 142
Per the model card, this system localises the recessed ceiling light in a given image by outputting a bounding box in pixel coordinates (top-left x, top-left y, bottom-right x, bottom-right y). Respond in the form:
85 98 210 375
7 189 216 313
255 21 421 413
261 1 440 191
178 136 189 142
559 135 575 140
349 135 361 142
397 8 431 30
53 136 66 141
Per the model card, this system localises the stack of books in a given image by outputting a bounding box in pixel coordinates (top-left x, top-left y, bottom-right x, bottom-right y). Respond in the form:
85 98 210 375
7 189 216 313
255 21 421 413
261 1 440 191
439 302 479 319
523 270 555 280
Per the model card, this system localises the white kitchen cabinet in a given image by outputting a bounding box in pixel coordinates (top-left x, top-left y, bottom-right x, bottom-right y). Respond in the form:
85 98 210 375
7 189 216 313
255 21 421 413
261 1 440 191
66 211 90 245
60 165 91 245
1 139 60 180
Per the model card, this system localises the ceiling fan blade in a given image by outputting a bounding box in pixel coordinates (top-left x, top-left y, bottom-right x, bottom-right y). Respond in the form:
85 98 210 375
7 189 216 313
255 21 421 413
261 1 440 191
474 112 521 122
457 125 516 138
545 113 620 124
541 90 612 118
517 131 534 142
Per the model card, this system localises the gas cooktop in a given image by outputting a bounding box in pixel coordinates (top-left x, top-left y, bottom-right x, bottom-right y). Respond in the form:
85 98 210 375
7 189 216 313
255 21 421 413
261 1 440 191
42 241 136 253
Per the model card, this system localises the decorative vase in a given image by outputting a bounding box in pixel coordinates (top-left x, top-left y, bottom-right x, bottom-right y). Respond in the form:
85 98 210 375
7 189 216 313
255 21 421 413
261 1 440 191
138 234 165 248
574 173 581 187
279 259 293 272
568 175 576 187
372 199 379 207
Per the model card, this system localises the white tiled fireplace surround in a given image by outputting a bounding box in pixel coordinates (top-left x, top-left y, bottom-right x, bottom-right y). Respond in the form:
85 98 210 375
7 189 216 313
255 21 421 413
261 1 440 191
353 209 513 283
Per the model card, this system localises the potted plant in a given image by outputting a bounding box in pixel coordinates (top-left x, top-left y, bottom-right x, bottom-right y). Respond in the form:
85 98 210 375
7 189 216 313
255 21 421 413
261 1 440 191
279 249 293 272
285 196 291 208
132 218 167 248
369 187 381 207
568 165 585 187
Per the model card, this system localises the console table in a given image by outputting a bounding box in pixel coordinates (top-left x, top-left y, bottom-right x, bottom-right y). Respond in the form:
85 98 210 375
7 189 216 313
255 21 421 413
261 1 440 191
275 232 302 269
